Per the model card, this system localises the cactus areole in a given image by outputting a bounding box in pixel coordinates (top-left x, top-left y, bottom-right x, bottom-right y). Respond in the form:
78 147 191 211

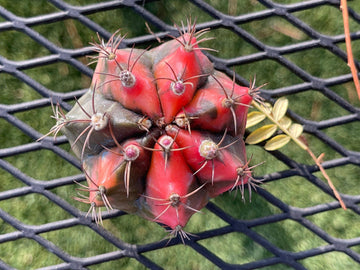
47 20 263 242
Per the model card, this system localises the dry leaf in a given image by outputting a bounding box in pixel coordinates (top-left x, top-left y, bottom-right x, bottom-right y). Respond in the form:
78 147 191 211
272 97 288 121
289 123 303 138
246 124 277 145
246 111 266 128
265 134 291 151
279 116 292 129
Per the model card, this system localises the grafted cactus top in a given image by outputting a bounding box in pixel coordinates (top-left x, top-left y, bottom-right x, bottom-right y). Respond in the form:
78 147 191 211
54 20 262 240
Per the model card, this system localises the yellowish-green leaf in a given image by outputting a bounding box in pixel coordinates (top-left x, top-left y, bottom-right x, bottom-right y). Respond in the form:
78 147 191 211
245 124 277 145
272 97 288 121
289 123 303 138
265 134 291 151
246 111 266 128
279 116 292 129
261 102 272 114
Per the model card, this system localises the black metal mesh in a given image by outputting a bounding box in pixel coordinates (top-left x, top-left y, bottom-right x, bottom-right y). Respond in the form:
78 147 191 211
1 0 360 269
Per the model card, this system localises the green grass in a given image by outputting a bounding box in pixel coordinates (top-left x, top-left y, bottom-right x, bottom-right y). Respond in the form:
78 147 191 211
1 0 360 269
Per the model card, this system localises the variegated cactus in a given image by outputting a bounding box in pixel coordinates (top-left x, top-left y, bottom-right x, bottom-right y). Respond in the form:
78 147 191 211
42 20 264 242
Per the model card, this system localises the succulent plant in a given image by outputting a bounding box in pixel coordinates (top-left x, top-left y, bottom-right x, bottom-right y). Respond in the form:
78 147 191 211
43 19 263 242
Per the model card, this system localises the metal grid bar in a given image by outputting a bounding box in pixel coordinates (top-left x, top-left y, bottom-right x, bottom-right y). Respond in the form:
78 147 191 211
0 0 360 269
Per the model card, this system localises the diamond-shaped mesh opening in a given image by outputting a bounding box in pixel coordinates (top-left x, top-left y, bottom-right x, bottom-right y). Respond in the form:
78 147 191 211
258 264 294 270
145 0 214 25
0 30 51 61
299 251 360 270
293 5 358 36
204 0 267 15
1 0 360 269
241 16 310 47
0 217 17 234
307 208 360 240
0 0 59 17
87 257 149 270
40 225 119 258
265 176 335 208
212 191 283 219
0 238 64 269
286 90 351 121
198 232 273 264
23 62 91 93
207 27 260 59
0 118 33 148
144 244 219 269
4 149 79 180
100 214 165 245
330 82 360 106
234 59 305 88
185 206 230 230
15 106 59 135
0 193 72 225
63 0 98 5
0 74 43 105
323 122 360 152
317 164 360 195
86 8 153 39
285 48 350 79
31 19 96 50
253 219 327 252
0 167 26 191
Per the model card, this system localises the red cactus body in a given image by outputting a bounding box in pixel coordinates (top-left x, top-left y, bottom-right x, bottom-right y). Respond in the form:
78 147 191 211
82 145 143 214
166 125 251 197
214 71 253 136
179 71 252 136
154 58 201 124
144 135 208 229
80 131 157 218
151 26 214 76
92 48 162 120
153 31 213 123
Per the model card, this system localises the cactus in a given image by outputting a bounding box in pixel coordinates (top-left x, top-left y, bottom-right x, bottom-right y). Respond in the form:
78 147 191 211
43 19 263 242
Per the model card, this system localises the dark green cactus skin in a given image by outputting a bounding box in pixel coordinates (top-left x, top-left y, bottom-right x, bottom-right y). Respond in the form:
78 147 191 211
62 88 149 159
